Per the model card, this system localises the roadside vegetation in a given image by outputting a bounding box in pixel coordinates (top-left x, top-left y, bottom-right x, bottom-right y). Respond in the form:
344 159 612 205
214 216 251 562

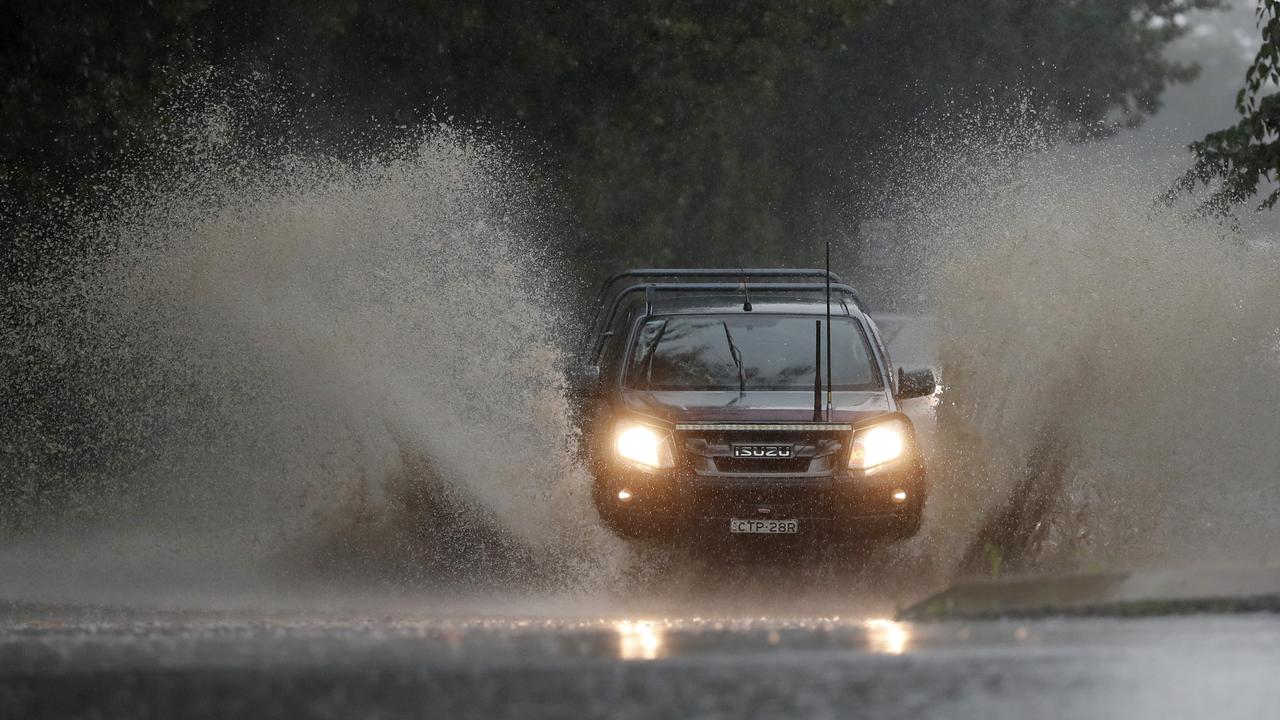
1178 0 1280 213
2 0 1233 277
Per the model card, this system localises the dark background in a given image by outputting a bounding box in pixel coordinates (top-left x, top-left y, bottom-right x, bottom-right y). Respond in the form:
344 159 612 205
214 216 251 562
1 0 1231 283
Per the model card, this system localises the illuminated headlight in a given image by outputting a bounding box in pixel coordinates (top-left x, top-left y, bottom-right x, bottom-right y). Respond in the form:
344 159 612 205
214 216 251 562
848 420 908 470
614 422 675 470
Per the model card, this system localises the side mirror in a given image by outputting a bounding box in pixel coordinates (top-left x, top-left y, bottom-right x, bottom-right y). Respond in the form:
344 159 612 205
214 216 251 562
567 364 602 398
896 367 936 400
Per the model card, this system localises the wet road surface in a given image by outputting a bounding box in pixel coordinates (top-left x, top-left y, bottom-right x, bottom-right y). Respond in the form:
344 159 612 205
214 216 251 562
3 604 1279 719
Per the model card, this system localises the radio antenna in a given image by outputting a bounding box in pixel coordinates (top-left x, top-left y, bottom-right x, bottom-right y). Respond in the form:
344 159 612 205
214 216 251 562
825 242 833 420
813 320 822 422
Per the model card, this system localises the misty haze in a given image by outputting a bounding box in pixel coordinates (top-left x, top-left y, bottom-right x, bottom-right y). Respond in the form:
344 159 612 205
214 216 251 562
3 1 1280 718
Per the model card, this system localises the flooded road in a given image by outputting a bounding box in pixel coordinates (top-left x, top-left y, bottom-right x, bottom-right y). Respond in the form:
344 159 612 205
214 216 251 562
4 603 1279 719
4 27 1280 720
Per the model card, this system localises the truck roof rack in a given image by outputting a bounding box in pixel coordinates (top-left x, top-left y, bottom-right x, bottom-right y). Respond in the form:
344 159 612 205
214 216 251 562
594 268 843 306
586 273 868 357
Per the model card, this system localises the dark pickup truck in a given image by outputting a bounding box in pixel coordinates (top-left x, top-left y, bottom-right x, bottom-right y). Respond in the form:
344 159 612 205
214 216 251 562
570 269 936 543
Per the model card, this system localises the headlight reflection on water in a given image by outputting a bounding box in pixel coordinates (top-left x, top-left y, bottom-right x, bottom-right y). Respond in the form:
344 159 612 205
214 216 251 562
612 618 910 660
863 618 911 655
615 620 666 660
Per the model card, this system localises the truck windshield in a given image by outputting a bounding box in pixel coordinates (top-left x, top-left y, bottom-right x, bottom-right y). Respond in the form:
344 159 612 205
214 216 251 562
625 315 882 391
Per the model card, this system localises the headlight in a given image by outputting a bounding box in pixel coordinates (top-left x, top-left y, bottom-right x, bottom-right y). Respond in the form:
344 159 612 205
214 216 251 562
614 422 675 470
848 419 908 470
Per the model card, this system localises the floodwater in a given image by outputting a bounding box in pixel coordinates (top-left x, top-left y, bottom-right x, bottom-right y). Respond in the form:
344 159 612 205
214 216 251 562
4 605 1280 719
4 78 1280 719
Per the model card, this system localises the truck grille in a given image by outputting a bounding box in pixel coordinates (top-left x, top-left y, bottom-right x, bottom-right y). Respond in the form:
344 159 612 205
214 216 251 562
675 423 849 477
713 457 812 473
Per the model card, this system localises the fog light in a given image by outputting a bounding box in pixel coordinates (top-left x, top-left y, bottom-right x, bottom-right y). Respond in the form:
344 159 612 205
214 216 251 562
891 489 908 503
617 489 633 502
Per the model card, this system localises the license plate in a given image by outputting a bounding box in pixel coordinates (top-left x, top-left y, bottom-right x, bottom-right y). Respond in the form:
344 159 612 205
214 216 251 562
732 444 793 458
729 518 799 534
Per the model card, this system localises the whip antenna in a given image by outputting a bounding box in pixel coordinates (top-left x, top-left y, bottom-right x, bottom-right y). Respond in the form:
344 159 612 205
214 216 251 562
813 320 822 421
825 241 833 420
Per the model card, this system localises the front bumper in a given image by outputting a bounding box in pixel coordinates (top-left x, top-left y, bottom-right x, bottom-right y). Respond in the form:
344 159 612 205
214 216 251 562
592 460 924 538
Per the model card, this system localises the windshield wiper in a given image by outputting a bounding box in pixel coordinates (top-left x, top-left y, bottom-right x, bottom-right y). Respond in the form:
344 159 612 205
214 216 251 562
722 321 745 396
642 320 669 388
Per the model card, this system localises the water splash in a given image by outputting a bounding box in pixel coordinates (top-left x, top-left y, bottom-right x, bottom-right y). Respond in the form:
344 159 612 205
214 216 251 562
0 89 624 603
885 122 1280 576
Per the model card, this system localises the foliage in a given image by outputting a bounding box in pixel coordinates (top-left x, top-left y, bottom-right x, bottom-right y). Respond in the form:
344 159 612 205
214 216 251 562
1 0 1226 274
1180 0 1280 212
